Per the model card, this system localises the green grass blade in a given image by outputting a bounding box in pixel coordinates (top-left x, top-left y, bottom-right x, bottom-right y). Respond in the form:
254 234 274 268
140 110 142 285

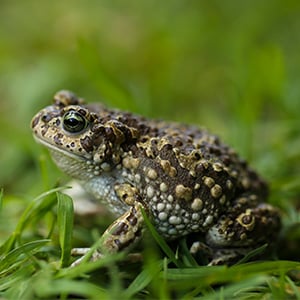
0 239 50 274
57 192 74 268
0 188 3 212
178 238 199 267
197 275 268 300
0 264 34 291
165 260 300 290
285 275 300 300
15 187 66 235
57 252 125 279
141 207 183 268
236 243 268 265
34 277 107 300
0 188 63 256
124 260 163 298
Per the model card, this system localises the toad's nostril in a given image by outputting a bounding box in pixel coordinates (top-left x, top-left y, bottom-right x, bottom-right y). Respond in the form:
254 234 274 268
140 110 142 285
41 114 51 122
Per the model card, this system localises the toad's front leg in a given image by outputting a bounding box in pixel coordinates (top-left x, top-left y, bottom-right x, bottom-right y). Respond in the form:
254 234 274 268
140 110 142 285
71 184 145 267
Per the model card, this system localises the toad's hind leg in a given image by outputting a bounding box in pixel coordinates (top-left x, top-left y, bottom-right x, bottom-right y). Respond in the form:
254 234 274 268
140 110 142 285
197 194 281 265
205 201 281 265
71 203 144 267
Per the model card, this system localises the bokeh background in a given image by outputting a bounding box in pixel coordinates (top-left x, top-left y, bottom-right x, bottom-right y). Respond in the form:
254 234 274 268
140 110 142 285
0 1 299 244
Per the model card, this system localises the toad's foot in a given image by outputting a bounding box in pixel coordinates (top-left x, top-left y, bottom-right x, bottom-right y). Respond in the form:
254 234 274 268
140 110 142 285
71 248 144 266
71 248 103 267
70 202 144 267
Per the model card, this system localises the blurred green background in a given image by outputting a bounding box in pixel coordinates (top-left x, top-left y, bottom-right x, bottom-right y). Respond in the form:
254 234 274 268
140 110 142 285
0 1 299 235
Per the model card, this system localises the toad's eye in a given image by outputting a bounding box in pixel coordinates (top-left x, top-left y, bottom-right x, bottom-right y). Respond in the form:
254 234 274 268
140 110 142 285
62 110 88 133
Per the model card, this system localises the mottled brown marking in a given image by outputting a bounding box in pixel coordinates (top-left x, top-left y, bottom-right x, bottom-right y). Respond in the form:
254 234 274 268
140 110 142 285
126 213 137 226
31 116 40 128
54 133 64 146
112 222 129 236
80 135 94 152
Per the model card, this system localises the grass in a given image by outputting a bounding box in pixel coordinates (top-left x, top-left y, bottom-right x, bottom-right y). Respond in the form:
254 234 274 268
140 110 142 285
1 189 300 299
0 0 300 299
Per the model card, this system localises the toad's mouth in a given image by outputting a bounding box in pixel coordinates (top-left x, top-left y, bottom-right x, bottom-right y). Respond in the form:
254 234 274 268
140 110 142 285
33 134 95 180
33 134 89 162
